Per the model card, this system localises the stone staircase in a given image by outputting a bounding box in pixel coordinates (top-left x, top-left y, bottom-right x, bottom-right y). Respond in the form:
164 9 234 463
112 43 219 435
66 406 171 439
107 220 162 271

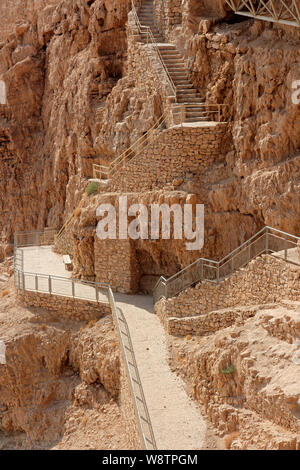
137 0 207 123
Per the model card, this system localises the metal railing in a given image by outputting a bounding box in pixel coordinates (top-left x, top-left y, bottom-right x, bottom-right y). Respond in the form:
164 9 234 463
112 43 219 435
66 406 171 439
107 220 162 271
93 164 109 180
15 266 110 303
14 230 157 450
131 0 177 101
153 226 300 302
56 212 75 242
225 0 300 27
15 229 57 248
92 113 167 180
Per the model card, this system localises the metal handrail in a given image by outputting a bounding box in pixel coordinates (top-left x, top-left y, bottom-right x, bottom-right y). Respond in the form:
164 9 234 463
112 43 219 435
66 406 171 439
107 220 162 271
14 231 157 450
109 290 157 450
110 114 167 177
130 1 177 101
93 164 109 180
153 226 300 302
56 212 75 241
111 114 165 170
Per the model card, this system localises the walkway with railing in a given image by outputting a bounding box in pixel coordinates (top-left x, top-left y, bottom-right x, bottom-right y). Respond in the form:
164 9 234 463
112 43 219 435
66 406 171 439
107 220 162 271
132 0 224 123
153 226 300 302
225 0 300 27
93 113 167 180
13 229 209 450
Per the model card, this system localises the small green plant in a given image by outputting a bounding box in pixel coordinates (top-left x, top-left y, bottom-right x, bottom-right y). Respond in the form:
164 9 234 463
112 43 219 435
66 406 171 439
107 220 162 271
221 364 236 375
86 181 98 195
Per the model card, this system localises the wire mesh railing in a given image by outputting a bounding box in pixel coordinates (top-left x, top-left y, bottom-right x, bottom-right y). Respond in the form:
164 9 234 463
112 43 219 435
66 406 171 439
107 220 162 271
153 226 300 302
14 230 157 450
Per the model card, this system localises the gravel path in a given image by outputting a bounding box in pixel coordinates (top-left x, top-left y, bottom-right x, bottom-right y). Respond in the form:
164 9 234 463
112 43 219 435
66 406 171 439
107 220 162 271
20 246 208 449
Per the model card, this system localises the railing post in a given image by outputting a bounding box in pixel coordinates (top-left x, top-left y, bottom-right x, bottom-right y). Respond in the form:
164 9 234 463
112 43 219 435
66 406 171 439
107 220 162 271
218 104 221 122
96 286 99 303
72 279 75 298
48 275 52 294
217 265 220 284
22 272 25 290
248 241 251 262
266 229 269 254
200 259 203 280
35 275 38 291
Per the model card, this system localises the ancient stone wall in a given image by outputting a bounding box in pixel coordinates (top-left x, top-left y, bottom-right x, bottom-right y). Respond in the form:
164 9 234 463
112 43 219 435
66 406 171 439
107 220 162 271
156 255 300 328
110 123 228 192
17 290 111 322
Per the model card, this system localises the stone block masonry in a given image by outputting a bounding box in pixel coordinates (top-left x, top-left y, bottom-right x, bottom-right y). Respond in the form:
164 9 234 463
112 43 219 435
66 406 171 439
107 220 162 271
110 123 228 193
17 290 111 322
156 255 300 330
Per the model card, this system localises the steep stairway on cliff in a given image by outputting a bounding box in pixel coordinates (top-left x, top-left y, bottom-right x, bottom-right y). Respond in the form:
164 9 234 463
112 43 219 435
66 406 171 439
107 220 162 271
137 0 207 123
153 226 300 302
